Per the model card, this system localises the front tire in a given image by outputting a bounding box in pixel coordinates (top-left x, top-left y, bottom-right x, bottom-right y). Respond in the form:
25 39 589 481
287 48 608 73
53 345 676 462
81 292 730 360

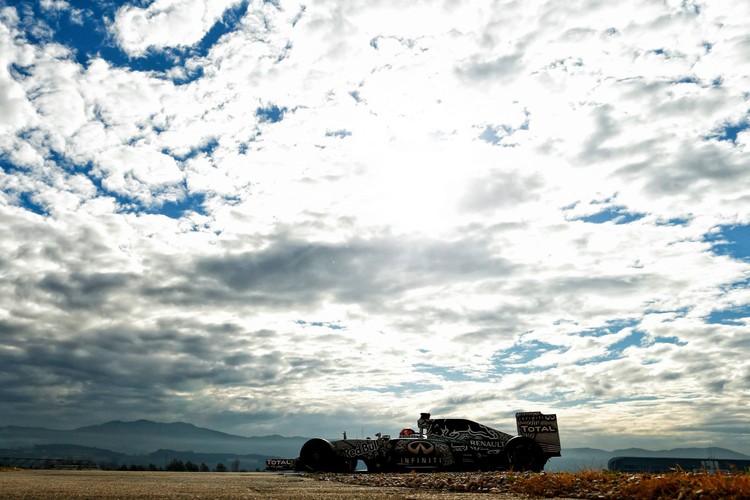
299 438 357 472
504 437 546 472
299 438 337 472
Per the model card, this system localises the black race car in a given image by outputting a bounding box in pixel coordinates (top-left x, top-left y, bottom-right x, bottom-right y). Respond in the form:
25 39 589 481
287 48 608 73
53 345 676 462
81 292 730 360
293 411 560 473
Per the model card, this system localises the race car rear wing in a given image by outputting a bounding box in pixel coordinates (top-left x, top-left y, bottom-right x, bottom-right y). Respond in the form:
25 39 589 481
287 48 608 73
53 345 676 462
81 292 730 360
516 411 561 457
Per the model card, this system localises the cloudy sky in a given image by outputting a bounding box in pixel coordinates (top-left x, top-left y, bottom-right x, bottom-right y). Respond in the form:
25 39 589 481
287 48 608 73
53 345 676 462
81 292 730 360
1 0 749 454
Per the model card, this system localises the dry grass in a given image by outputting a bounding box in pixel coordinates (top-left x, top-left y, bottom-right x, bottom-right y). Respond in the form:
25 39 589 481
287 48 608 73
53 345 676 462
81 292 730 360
0 470 522 499
320 469 750 499
504 469 750 499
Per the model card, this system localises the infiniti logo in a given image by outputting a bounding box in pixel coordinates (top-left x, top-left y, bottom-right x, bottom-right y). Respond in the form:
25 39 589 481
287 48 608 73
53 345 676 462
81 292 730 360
407 441 435 455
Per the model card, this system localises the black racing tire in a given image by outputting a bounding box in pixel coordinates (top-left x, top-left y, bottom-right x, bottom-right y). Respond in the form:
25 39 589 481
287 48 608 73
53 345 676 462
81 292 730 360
504 437 547 472
299 438 337 472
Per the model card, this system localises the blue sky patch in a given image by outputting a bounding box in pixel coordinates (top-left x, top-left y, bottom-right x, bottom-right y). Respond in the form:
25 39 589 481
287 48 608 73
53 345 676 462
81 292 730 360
325 129 352 138
575 329 646 365
707 118 750 144
577 206 645 224
114 0 248 79
705 305 750 325
479 124 513 145
15 0 248 81
295 320 346 330
75 162 207 219
46 155 141 213
113 190 207 219
574 318 640 337
9 63 33 80
497 340 560 363
256 104 288 123
157 192 207 219
50 155 105 188
0 154 23 174
642 306 689 319
197 1 250 53
16 192 48 217
479 112 529 146
491 340 566 374
354 382 443 395
653 335 687 346
705 224 750 261
608 329 645 352
655 216 691 226
16 2 131 69
673 76 700 85
414 364 477 382
14 1 100 53
165 139 220 162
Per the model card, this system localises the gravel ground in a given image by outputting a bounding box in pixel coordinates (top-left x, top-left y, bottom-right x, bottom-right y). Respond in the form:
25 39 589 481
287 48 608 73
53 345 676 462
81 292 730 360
319 471 586 497
9 469 745 499
318 470 750 499
0 470 534 499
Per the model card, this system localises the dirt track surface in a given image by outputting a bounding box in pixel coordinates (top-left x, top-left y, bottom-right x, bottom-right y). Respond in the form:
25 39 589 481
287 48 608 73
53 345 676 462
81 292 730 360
0 470 531 499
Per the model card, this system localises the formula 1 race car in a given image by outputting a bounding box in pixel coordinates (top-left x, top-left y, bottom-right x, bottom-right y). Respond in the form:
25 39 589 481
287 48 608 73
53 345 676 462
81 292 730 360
293 411 560 473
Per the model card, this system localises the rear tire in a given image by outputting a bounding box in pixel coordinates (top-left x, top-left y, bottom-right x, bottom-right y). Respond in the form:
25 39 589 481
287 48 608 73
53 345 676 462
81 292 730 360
299 438 337 472
504 437 546 472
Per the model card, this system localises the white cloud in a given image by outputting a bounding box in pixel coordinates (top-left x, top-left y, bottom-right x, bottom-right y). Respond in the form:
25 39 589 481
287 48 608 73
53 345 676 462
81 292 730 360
95 145 183 199
1 0 750 454
39 0 70 12
0 11 38 135
111 0 244 57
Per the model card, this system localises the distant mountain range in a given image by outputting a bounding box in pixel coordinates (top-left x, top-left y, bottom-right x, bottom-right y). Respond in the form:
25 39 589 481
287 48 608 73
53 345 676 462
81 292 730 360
0 420 307 458
2 420 748 472
0 443 272 471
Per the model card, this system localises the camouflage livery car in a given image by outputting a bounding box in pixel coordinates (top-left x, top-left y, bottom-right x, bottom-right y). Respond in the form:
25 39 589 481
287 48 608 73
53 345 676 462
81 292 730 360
293 411 560 473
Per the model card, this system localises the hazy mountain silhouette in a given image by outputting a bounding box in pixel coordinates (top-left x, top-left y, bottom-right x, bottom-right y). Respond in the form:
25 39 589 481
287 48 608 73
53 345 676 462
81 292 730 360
73 420 240 440
0 443 276 471
0 420 307 457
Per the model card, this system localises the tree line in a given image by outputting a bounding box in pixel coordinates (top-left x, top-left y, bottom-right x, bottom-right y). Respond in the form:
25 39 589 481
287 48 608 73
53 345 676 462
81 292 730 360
114 458 249 472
